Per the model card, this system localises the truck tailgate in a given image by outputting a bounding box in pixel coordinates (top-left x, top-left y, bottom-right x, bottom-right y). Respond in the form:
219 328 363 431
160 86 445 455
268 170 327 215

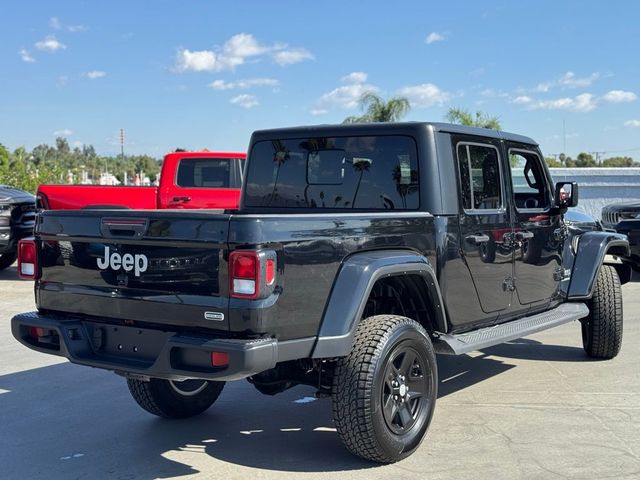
36 209 231 331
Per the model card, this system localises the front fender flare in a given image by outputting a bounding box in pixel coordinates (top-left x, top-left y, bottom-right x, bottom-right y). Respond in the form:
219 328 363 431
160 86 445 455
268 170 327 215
311 250 446 358
567 231 629 299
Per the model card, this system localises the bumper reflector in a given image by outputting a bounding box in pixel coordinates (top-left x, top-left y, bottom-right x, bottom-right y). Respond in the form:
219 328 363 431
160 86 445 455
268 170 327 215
211 351 229 367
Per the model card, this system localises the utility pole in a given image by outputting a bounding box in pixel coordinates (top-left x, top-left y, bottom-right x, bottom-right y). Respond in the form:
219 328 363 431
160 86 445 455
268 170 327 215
590 151 606 165
563 119 566 156
120 128 125 186
120 128 125 160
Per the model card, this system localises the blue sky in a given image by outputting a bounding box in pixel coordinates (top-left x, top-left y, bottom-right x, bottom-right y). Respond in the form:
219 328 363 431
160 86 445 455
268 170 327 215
2 1 639 159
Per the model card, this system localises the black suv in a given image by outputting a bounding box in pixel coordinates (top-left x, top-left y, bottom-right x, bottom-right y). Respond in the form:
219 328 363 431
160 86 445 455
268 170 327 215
0 185 36 270
602 202 640 270
12 123 629 463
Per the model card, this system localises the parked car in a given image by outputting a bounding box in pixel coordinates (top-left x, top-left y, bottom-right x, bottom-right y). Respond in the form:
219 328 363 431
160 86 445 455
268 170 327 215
12 122 629 463
0 185 36 270
37 151 246 210
602 202 640 270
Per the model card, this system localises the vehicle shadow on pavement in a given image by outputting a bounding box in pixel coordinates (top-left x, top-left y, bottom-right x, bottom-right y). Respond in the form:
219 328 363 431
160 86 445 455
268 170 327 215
479 338 590 362
0 266 21 281
0 339 595 478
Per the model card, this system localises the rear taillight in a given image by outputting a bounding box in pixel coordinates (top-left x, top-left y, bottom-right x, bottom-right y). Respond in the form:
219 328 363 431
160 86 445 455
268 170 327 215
229 250 277 299
18 238 39 280
229 251 260 298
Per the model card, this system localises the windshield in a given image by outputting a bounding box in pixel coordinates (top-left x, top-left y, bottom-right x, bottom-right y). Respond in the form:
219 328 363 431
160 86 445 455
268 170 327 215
245 135 419 210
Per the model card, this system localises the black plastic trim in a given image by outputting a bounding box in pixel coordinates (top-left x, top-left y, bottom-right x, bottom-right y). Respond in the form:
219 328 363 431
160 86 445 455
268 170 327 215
567 231 630 299
11 311 314 381
311 250 446 358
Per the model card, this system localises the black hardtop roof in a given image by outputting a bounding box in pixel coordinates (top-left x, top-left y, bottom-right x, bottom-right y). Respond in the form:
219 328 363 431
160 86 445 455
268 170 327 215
250 121 538 146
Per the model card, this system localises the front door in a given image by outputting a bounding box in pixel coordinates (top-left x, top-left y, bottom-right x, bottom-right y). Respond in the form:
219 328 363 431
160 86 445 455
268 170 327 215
455 137 514 316
506 144 564 307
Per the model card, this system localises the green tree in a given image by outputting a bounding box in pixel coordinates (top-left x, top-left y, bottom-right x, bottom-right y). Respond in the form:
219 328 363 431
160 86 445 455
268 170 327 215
343 91 411 123
602 156 637 167
445 107 502 130
545 156 562 167
575 152 596 168
0 143 9 172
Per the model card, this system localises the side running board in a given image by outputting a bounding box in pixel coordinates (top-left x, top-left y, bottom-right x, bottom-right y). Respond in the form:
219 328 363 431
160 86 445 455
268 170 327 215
434 302 590 355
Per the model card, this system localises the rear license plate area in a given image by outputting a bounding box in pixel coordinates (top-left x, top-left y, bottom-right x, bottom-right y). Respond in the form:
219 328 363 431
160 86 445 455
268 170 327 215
85 323 171 363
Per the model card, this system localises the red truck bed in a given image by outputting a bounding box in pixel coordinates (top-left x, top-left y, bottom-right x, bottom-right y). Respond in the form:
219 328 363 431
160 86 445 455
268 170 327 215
37 151 246 211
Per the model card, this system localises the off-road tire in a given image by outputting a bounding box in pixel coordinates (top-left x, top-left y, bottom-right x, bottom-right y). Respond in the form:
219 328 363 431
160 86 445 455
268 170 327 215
582 265 623 359
127 378 225 419
0 252 17 270
332 315 437 463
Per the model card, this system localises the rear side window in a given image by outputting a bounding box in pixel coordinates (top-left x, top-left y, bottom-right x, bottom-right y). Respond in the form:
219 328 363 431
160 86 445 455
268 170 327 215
457 143 503 211
245 135 419 210
176 158 243 188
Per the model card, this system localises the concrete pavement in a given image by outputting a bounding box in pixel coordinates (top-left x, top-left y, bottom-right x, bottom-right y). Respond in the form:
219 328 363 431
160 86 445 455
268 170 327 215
1 266 639 479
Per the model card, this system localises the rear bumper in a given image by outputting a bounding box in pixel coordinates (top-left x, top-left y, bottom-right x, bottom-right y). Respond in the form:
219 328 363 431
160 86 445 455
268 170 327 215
11 311 283 381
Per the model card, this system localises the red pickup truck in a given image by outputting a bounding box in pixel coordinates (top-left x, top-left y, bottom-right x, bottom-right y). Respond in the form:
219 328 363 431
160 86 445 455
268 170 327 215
37 151 246 210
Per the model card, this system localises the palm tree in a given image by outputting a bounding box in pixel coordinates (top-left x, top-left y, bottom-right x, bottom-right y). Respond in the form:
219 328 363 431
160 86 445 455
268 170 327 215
445 107 502 130
343 92 411 123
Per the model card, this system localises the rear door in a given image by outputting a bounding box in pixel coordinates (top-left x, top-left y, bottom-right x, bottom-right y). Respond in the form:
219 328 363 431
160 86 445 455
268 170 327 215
454 135 515 317
160 156 244 209
505 143 563 307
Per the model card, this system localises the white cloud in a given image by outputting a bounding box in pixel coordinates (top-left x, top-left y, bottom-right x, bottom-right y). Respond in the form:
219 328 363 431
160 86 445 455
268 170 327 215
341 72 367 84
624 120 640 128
209 78 279 90
314 72 377 111
53 129 73 137
72 141 84 148
230 94 259 109
85 70 106 79
530 93 597 112
397 83 452 107
273 48 314 65
56 75 69 87
558 71 600 88
310 108 329 116
66 24 87 33
19 48 35 63
35 35 66 52
534 71 600 92
512 95 533 104
50 17 62 30
174 49 217 72
602 90 637 103
480 88 509 98
173 33 313 73
50 16 87 32
425 32 445 44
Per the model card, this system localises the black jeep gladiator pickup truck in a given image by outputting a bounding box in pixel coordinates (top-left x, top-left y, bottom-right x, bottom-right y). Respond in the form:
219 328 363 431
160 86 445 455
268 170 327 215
12 122 630 463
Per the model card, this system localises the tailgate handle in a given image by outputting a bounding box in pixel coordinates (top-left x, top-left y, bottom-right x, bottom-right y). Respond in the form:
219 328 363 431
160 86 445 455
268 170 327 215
100 218 149 239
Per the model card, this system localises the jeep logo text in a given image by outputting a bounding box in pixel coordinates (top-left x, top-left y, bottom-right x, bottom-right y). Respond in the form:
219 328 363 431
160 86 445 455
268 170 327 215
97 246 148 277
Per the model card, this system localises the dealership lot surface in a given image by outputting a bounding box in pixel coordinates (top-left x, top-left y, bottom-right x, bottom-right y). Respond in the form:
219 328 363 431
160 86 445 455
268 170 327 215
1 267 639 480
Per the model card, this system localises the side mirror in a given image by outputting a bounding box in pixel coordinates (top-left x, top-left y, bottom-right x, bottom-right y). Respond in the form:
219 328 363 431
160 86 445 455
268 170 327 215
555 181 578 208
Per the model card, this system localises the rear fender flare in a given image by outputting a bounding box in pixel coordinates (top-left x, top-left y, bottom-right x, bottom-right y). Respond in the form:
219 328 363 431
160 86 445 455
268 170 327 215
311 250 446 358
567 231 629 299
